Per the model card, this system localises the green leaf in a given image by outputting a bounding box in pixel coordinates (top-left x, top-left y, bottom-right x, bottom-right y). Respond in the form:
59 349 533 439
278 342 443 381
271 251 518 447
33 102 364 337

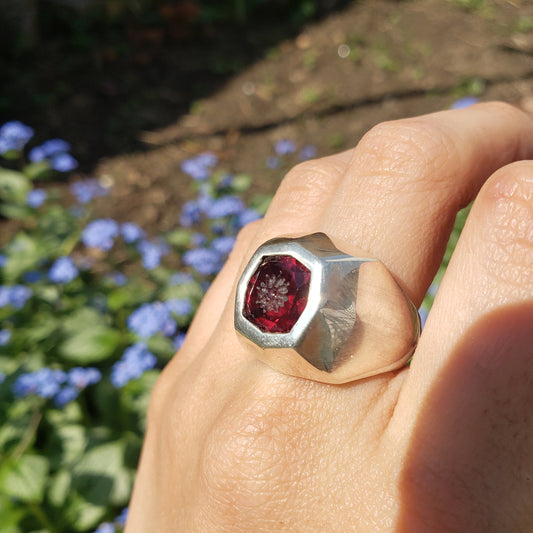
3 232 43 282
249 193 272 215
161 280 203 302
72 440 133 506
62 491 107 531
0 492 27 533
23 161 51 181
62 307 105 334
107 284 152 312
0 203 32 220
0 168 30 204
231 173 252 192
147 334 175 359
48 469 72 508
53 424 88 466
165 228 192 248
0 455 49 503
59 326 121 363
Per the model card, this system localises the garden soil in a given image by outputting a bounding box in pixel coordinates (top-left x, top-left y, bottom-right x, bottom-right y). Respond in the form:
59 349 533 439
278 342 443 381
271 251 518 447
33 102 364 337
4 0 533 234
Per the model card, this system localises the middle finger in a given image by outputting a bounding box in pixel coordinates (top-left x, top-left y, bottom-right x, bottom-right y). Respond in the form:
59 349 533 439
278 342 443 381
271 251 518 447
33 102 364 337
321 102 533 306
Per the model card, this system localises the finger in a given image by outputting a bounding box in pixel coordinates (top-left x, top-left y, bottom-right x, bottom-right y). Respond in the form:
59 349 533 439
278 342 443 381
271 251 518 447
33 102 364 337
396 160 533 419
393 161 533 530
321 102 533 306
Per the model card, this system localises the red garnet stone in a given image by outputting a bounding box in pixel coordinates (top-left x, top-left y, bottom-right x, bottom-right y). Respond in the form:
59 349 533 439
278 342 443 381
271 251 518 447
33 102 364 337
244 254 311 334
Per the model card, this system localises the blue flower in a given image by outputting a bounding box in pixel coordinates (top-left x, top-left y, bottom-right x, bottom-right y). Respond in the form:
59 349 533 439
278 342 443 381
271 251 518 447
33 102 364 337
13 368 67 399
274 139 297 156
0 121 34 153
110 343 157 388
49 257 78 284
23 270 43 283
197 190 215 212
172 332 187 350
68 367 102 388
238 208 261 228
211 235 236 255
169 272 194 286
181 152 218 180
0 372 5 384
28 139 71 162
127 302 173 339
70 178 109 204
121 222 145 243
206 195 245 219
108 272 128 286
266 156 280 169
427 281 440 297
54 385 79 407
26 189 47 208
183 248 221 276
180 200 201 227
50 153 78 172
0 329 11 346
196 152 218 167
299 144 317 161
0 285 32 309
137 239 169 270
116 507 129 527
191 233 207 247
82 219 120 251
217 174 234 188
93 523 115 533
166 298 193 316
0 254 6 268
419 307 429 330
450 96 479 110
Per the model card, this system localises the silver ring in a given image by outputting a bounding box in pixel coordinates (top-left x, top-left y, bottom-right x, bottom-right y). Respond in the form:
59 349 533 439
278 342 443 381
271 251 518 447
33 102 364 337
234 233 420 384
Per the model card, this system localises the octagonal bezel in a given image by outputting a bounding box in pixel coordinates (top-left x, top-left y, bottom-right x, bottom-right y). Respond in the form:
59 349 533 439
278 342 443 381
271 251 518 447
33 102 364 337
235 237 325 350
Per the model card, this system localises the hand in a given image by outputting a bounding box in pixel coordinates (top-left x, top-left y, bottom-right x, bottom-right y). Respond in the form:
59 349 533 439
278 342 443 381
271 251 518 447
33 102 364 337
126 102 533 532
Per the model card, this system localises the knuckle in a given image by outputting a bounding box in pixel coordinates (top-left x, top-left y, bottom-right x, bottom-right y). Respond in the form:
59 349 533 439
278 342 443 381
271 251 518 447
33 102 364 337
477 161 533 288
356 118 458 189
479 101 527 123
273 157 343 210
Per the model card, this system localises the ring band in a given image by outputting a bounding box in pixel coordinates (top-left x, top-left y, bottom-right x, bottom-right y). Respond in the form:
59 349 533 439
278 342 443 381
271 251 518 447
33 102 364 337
234 233 420 384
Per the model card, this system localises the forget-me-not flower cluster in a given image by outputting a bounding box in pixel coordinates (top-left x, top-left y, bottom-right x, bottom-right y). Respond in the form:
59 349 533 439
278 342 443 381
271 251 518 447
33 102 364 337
127 302 176 339
0 121 34 154
70 178 109 204
121 222 145 243
110 343 157 388
29 138 78 172
274 138 297 155
48 256 79 284
137 239 169 270
82 218 120 251
26 188 47 208
13 366 102 407
181 152 218 181
0 285 32 309
183 247 222 276
0 329 11 346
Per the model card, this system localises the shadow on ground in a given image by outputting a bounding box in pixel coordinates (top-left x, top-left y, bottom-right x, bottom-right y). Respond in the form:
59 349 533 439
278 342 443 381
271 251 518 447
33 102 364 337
0 0 352 169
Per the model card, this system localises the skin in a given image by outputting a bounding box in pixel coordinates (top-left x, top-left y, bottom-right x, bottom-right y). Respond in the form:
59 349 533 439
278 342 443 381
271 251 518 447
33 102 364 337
126 102 533 532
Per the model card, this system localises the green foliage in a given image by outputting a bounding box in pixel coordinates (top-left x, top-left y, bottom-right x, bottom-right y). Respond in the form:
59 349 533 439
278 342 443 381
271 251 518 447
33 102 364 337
0 132 269 531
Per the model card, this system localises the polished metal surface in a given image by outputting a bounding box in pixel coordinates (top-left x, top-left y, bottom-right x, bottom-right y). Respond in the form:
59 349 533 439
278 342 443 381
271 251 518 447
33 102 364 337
235 232 420 384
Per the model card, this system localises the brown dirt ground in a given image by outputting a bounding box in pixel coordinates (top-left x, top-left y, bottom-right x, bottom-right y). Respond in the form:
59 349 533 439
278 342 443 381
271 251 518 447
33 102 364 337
12 0 533 234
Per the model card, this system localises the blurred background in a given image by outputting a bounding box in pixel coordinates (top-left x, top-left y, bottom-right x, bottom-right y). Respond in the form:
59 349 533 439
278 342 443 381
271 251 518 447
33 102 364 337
1 1 533 531
2 0 532 231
